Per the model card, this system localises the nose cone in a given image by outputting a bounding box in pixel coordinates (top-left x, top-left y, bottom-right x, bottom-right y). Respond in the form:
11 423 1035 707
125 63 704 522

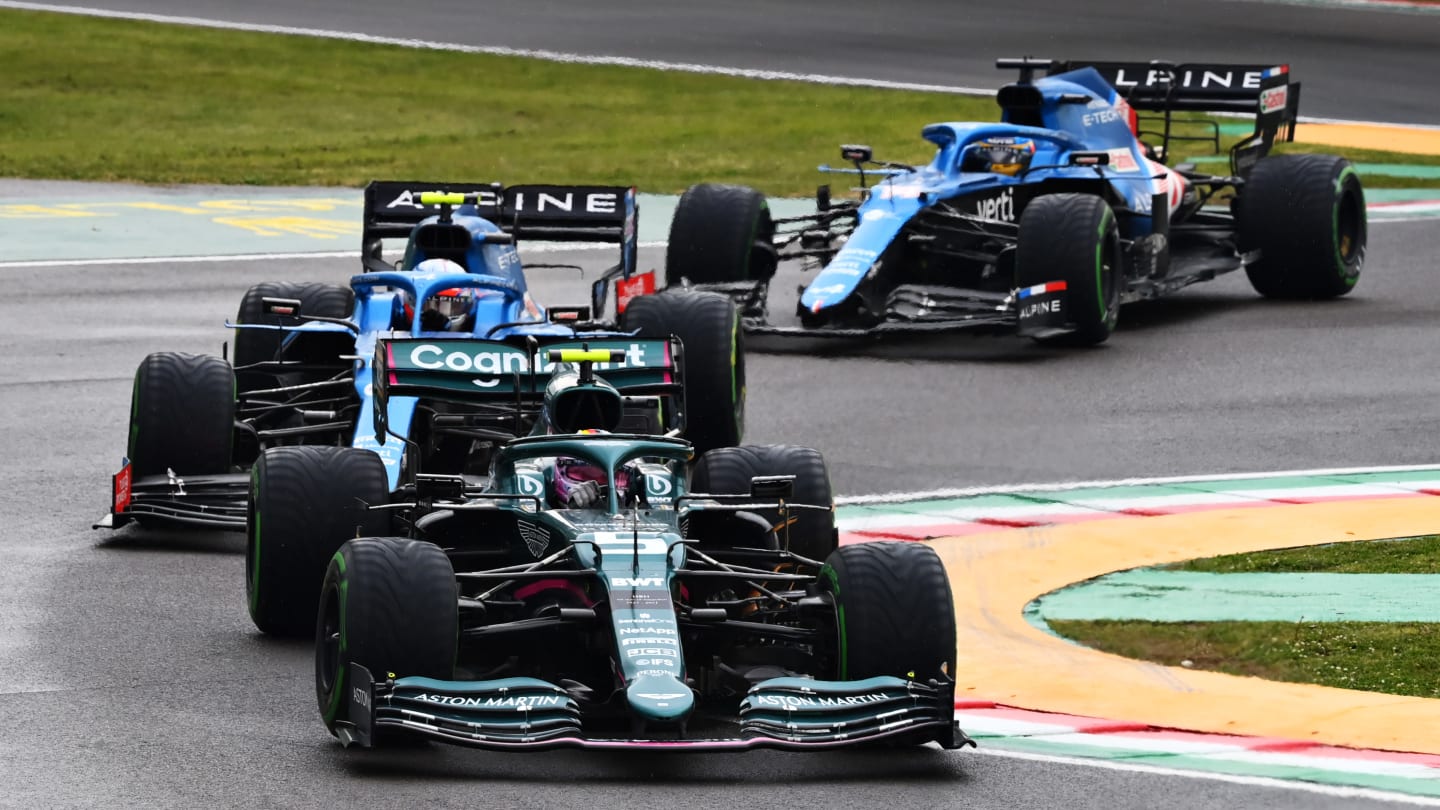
626 674 695 723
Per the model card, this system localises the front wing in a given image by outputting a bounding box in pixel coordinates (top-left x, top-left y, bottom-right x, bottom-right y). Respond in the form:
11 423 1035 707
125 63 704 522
93 462 248 531
337 665 970 752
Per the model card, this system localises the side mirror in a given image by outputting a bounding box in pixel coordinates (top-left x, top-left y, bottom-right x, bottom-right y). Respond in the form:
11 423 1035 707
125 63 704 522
840 144 873 164
750 474 795 500
261 296 303 317
1068 151 1111 167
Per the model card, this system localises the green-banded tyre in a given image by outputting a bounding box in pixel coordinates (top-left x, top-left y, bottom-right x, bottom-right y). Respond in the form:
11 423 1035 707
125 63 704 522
622 291 745 455
665 183 776 286
690 444 836 563
234 281 354 392
1015 193 1121 346
246 445 389 637
1238 154 1366 299
316 537 457 740
819 541 956 683
127 352 235 477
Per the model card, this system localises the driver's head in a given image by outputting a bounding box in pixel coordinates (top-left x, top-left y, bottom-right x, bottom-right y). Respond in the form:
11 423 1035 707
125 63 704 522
960 137 1036 177
550 431 631 507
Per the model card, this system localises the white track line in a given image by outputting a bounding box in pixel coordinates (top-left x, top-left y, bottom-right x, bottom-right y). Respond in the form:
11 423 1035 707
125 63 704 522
836 463 1440 505
973 748 1440 806
5 1 1440 130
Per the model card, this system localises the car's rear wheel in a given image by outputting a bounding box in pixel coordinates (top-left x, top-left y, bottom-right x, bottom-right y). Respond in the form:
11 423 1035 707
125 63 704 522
1015 193 1121 346
665 183 776 287
234 281 353 393
247 445 389 637
1238 154 1366 299
127 352 235 477
690 444 836 564
622 291 745 455
316 537 457 741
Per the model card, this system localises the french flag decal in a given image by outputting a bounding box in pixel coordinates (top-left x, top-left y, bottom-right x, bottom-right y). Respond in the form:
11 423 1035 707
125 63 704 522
1017 281 1067 299
1262 65 1289 78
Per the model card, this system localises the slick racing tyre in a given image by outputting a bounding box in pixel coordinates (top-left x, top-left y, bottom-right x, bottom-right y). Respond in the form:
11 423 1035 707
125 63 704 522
233 281 353 392
1238 154 1366 299
690 444 836 564
820 540 956 689
1016 193 1121 346
246 445 389 637
316 537 457 740
665 183 776 287
128 352 235 477
622 291 745 455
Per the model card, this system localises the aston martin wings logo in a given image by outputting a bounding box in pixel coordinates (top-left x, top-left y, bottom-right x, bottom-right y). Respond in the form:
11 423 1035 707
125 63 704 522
517 520 551 558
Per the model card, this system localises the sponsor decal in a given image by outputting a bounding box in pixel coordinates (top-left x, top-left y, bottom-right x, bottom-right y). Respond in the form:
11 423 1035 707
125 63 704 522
630 651 673 665
861 209 890 222
826 246 878 277
621 637 679 646
351 686 371 710
113 463 133 513
1259 85 1289 115
517 520 550 558
1082 109 1124 127
1111 68 1269 92
622 591 673 609
411 692 566 709
637 693 688 700
618 627 676 635
752 692 888 708
612 576 664 588
512 190 619 215
1106 148 1139 173
352 435 404 469
615 271 655 314
405 341 657 386
809 284 848 296
972 187 1016 223
625 647 677 657
1020 299 1063 319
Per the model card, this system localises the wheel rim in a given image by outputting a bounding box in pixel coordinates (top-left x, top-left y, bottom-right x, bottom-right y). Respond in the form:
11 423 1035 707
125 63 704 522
1336 188 1362 264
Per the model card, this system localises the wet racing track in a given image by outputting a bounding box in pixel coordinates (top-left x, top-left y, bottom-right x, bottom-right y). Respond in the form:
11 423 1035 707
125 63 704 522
5 1 1440 807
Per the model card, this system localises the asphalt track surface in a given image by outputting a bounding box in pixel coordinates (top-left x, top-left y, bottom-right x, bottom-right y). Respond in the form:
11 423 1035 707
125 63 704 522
4 2 1440 808
3 226 1437 809
20 0 1440 125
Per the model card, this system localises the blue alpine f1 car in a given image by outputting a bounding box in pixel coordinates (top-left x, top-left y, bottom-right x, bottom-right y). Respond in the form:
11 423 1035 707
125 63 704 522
666 58 1367 345
101 180 744 549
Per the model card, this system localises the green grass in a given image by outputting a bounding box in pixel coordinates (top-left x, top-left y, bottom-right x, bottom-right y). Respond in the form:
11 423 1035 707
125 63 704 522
1052 536 1440 698
1047 619 1440 699
1170 535 1440 574
2 8 1437 195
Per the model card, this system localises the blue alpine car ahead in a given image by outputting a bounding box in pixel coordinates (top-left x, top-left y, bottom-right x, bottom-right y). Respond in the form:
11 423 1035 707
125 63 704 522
665 58 1366 346
104 182 745 536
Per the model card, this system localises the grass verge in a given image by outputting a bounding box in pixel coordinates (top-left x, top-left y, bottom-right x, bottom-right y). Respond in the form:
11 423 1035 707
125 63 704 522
3 9 1438 194
1052 536 1440 698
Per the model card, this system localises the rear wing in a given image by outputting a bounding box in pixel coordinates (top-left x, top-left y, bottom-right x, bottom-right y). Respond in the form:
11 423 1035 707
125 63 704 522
361 180 639 280
1003 59 1300 175
371 334 683 443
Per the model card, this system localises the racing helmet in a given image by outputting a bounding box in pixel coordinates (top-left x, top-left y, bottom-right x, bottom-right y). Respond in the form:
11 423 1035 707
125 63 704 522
402 259 476 331
960 137 1037 177
550 431 632 507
